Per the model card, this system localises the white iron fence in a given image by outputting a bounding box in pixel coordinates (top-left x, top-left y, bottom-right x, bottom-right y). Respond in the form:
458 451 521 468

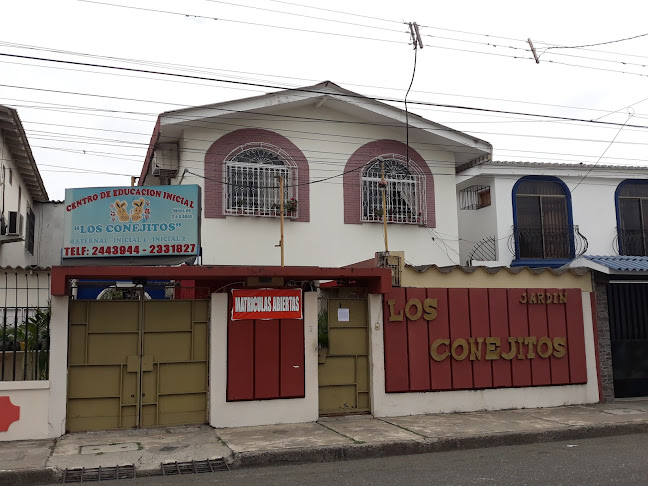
361 174 426 224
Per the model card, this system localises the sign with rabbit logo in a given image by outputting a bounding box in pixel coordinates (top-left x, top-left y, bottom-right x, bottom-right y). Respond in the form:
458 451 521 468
63 185 200 262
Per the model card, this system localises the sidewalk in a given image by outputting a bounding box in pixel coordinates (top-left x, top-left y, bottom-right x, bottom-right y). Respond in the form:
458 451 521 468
3 400 648 485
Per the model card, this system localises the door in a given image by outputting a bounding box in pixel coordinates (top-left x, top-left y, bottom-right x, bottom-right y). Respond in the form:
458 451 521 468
318 298 370 415
608 282 648 398
66 297 209 432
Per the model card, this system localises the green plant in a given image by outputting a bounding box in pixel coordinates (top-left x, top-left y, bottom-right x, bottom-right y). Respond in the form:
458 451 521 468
317 309 329 348
285 197 298 213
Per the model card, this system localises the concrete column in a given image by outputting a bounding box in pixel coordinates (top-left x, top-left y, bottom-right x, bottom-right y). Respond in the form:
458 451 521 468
367 293 385 416
48 295 69 438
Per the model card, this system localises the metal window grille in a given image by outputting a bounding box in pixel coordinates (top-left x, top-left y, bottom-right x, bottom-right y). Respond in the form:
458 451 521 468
224 145 297 218
0 271 51 381
459 185 491 210
361 156 425 224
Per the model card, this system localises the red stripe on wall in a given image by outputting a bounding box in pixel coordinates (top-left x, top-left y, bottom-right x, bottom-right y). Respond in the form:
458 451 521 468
227 319 255 401
384 288 409 392
280 319 305 398
449 288 473 389
254 320 280 399
489 288 512 388
469 288 493 389
565 289 588 384
406 288 431 390
428 288 452 391
527 288 552 386
546 288 570 385
507 289 532 387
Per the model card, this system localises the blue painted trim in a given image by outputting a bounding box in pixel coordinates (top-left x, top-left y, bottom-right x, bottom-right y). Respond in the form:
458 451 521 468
511 258 573 269
511 175 575 260
614 179 648 256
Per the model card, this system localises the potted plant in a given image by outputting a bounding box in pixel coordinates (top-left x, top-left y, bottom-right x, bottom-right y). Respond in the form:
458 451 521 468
285 197 298 215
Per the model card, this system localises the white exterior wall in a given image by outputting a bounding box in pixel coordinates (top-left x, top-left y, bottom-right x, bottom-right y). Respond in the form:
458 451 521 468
457 165 648 266
0 382 50 441
169 106 461 268
35 202 65 267
0 130 56 268
369 292 599 417
209 291 319 428
457 176 498 265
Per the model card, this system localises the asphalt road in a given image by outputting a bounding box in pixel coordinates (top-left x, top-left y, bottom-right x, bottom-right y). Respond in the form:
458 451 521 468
51 433 648 485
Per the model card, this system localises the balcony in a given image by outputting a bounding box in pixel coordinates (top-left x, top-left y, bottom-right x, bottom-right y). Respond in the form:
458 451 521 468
616 229 648 256
509 225 588 267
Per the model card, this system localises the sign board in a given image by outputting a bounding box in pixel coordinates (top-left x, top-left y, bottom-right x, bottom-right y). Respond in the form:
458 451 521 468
383 287 588 393
63 185 200 262
231 288 303 320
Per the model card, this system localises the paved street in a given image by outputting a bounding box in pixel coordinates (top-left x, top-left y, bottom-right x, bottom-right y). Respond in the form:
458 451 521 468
50 433 648 486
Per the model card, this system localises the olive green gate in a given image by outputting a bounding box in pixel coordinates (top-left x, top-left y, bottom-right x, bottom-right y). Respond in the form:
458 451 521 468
318 298 370 415
66 298 209 432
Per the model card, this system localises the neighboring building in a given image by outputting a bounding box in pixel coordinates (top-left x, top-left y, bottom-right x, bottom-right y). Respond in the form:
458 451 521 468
456 161 648 268
139 81 493 267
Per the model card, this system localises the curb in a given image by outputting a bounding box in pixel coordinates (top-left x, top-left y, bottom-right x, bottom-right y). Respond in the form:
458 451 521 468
0 468 57 486
231 421 648 469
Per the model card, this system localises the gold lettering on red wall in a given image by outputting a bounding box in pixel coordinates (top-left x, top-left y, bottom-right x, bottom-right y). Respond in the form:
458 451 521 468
430 336 567 362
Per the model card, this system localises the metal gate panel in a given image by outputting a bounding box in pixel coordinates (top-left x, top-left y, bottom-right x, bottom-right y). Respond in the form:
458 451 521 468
608 282 648 398
318 299 370 415
67 300 140 432
67 298 208 432
141 300 208 427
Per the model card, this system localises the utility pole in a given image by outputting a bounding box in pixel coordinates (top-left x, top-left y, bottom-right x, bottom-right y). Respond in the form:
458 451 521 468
409 22 424 50
277 176 285 266
528 38 540 64
379 159 389 252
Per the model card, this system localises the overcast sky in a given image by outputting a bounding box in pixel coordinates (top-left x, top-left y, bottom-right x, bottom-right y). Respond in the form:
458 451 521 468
2 0 648 200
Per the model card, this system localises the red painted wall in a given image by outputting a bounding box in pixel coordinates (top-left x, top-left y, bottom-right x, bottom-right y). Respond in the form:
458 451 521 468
383 287 588 393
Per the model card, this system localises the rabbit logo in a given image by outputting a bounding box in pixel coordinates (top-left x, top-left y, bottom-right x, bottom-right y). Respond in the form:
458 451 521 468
113 200 130 222
130 197 146 222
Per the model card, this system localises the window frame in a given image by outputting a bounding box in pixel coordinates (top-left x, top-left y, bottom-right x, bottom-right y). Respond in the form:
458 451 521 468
222 143 298 219
360 155 426 225
615 179 648 256
511 176 575 265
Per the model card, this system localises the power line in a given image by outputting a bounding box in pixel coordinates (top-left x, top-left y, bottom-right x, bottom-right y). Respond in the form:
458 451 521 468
541 32 648 52
2 53 648 132
76 0 406 45
4 39 647 118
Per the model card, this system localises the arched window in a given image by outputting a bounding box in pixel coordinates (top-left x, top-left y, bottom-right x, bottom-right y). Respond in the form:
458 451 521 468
361 155 425 224
616 180 648 256
513 176 573 261
224 143 297 218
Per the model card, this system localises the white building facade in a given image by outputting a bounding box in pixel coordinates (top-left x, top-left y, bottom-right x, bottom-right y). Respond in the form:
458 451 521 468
456 161 648 267
139 82 493 268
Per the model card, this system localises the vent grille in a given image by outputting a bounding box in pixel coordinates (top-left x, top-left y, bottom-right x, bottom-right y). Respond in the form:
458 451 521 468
161 459 229 475
62 464 136 483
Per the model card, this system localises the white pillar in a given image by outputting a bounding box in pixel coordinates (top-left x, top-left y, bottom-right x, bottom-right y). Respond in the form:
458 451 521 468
48 295 69 438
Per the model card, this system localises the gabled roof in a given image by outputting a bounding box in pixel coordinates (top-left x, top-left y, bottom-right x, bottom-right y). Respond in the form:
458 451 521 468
140 81 493 181
0 105 48 202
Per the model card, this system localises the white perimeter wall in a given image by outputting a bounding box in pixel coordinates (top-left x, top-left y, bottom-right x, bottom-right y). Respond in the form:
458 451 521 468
368 292 599 417
172 106 461 268
209 291 319 428
0 381 50 441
